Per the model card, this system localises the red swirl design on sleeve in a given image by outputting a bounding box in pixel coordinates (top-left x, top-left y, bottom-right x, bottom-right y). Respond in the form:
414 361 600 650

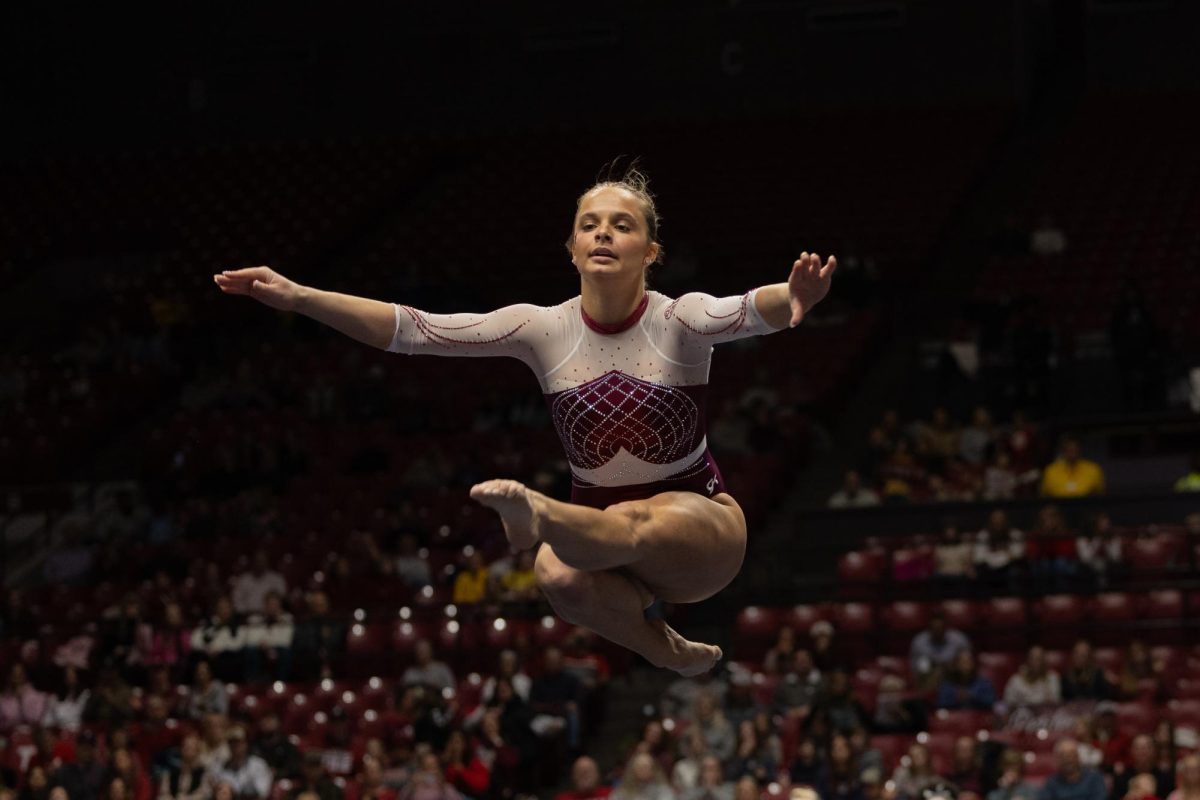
400 305 527 346
663 292 751 336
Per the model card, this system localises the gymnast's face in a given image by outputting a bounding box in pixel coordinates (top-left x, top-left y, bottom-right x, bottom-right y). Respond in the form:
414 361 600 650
569 186 659 284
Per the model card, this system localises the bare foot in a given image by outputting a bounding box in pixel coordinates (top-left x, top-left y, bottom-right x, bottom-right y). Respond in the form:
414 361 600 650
469 479 542 551
648 619 723 677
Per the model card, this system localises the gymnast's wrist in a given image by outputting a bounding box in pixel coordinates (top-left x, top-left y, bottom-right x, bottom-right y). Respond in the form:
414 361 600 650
294 284 316 315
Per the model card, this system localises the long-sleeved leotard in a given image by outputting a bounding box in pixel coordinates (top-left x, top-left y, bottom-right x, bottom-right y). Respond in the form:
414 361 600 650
386 288 782 509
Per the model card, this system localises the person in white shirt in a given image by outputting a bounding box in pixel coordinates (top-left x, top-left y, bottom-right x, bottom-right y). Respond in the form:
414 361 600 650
828 470 881 509
232 551 287 615
401 639 456 692
1003 646 1062 708
209 726 272 800
973 509 1026 587
245 591 294 682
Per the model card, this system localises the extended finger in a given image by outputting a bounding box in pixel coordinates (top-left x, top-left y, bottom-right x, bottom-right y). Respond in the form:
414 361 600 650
819 255 838 279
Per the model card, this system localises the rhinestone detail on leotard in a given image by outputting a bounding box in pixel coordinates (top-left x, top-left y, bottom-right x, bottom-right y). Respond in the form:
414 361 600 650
549 370 699 470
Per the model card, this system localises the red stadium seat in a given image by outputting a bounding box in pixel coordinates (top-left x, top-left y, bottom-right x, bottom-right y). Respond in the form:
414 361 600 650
1115 702 1156 734
1127 536 1174 575
870 735 910 772
1168 699 1200 728
977 651 1022 688
533 615 572 648
1024 751 1057 782
1093 647 1122 672
1092 593 1135 621
939 600 979 633
735 606 783 658
883 602 931 633
838 550 887 598
980 598 1028 651
1142 590 1183 619
784 604 828 634
833 602 875 634
1035 595 1087 627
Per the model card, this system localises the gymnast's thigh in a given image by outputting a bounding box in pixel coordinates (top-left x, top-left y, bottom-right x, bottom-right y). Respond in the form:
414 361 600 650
611 490 747 604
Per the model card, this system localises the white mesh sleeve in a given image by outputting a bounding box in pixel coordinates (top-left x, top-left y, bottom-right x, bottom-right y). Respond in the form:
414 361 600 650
385 302 548 362
661 286 781 345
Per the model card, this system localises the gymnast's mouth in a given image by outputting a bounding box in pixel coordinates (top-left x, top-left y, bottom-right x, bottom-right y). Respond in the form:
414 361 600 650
590 248 617 258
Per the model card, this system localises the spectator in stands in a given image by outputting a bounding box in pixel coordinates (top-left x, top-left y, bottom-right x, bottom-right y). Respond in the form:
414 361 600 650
157 733 208 800
762 627 797 675
661 670 727 721
919 407 962 473
191 597 246 682
402 640 455 693
186 661 228 719
1076 513 1125 589
937 650 996 711
480 649 532 704
1003 646 1061 709
873 673 924 734
252 709 301 779
1030 214 1067 256
848 728 883 778
1085 704 1130 768
136 695 181 774
947 737 983 795
891 743 940 800
788 738 822 788
451 551 491 606
52 729 102 800
1167 754 1200 800
1174 454 1200 492
143 602 192 680
396 750 461 800
41 665 89 731
974 509 1026 588
633 719 674 778
732 778 759 800
245 591 293 683
1116 641 1167 703
982 451 1020 501
612 753 672 800
1153 723 1178 790
727 719 778 783
20 766 51 800
1041 438 1105 498
688 691 735 763
934 520 975 591
292 591 345 681
1 664 48 731
1124 775 1161 800
672 729 709 791
394 534 432 590
106 748 151 800
499 550 539 603
1112 736 1175 800
346 756 396 800
211 726 272 800
724 671 763 728
85 663 134 725
681 755 732 800
989 749 1039 800
231 554 285 618
816 734 863 800
101 595 149 680
814 668 870 735
960 407 997 466
1062 641 1111 701
290 752 343 800
810 620 838 672
828 470 881 509
198 714 231 772
909 611 972 690
530 646 583 751
1029 504 1079 590
1041 740 1107 800
440 730 489 798
879 439 925 504
773 649 821 723
555 757 612 800
562 627 612 727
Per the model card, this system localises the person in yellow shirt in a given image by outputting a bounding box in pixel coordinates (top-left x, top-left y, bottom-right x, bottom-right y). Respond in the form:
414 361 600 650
1040 437 1105 498
452 550 491 605
500 551 539 602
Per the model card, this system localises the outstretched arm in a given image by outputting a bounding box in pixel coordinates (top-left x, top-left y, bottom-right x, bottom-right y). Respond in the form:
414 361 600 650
214 266 396 350
754 251 838 329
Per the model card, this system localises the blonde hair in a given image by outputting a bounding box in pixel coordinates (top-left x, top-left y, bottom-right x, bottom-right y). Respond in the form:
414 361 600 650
566 158 665 267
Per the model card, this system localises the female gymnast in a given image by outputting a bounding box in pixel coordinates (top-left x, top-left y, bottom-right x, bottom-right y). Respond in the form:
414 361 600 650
213 166 836 676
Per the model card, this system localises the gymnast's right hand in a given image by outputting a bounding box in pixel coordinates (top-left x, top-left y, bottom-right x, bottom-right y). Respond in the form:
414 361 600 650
213 266 302 312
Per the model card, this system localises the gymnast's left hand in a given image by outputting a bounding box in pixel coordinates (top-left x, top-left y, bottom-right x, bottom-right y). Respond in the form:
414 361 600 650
788 252 837 327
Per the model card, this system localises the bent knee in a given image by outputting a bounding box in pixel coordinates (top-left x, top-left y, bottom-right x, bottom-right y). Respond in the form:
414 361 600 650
534 547 592 609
